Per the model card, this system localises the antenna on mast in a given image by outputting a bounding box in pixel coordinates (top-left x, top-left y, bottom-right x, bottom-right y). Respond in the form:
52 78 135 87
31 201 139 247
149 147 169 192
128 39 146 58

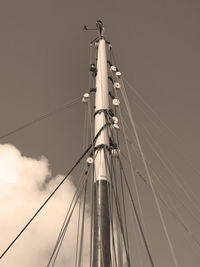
96 20 104 38
83 25 97 31
83 19 104 38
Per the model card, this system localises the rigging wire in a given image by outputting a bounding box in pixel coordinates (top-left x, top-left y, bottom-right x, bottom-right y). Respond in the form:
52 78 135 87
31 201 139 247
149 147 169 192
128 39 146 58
121 109 200 227
88 42 97 267
108 48 155 266
103 103 123 266
121 90 200 215
118 96 149 238
88 42 95 145
118 162 131 266
110 45 200 223
47 172 88 267
104 149 131 267
47 157 88 266
77 180 88 267
105 64 130 265
135 165 200 251
4 31 198 267
0 122 110 260
110 157 130 265
47 174 90 267
124 78 200 192
0 96 81 140
75 192 82 267
121 135 200 250
130 99 162 133
104 110 130 259
107 174 118 267
136 120 200 217
154 179 200 249
49 144 97 267
89 168 94 267
119 76 179 267
121 108 200 221
123 117 200 226
117 156 155 267
0 147 88 260
108 58 149 244
111 70 150 249
75 106 88 267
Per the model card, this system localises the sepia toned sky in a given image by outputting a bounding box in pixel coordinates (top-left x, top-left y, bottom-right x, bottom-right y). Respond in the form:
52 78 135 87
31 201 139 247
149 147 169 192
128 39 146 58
0 0 200 266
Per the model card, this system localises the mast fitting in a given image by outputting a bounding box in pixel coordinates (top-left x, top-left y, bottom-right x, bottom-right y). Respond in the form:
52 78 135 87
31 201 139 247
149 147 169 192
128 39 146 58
96 20 104 39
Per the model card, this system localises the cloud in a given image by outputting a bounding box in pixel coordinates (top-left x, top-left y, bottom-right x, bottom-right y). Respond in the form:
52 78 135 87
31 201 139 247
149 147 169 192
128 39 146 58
0 144 90 267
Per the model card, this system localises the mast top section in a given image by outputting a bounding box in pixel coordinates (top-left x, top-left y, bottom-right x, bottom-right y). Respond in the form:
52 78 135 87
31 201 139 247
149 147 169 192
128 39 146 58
83 20 105 40
96 20 105 39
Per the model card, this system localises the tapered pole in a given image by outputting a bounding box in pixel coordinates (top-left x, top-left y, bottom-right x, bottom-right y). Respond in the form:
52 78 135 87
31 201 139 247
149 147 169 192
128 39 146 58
92 21 111 267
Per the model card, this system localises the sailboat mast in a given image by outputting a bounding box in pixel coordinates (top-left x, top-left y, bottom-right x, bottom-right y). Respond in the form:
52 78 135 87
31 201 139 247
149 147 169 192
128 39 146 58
93 20 111 267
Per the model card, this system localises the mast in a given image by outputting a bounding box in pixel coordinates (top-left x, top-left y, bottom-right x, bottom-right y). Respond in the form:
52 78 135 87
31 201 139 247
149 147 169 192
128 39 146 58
92 20 111 267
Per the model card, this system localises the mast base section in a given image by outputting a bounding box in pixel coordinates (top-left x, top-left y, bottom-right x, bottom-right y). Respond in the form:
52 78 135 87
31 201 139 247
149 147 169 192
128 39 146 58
93 180 111 267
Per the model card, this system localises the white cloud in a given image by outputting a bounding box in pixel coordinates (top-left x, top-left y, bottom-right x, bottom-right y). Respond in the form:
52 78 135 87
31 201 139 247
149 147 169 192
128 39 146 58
0 144 90 266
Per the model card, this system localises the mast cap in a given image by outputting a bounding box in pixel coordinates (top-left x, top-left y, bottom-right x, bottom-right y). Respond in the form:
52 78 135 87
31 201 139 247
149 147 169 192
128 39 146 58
96 20 105 38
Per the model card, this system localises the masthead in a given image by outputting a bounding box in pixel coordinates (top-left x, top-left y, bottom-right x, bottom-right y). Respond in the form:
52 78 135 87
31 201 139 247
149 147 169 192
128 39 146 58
96 20 104 39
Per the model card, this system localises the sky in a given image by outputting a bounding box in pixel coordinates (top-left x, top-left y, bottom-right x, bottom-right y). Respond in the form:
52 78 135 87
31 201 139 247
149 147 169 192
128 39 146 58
0 0 200 266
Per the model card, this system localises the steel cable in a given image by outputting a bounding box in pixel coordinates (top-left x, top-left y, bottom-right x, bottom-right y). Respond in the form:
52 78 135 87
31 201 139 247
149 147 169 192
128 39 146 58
119 76 179 267
0 96 81 140
0 122 110 260
117 156 155 267
104 149 131 267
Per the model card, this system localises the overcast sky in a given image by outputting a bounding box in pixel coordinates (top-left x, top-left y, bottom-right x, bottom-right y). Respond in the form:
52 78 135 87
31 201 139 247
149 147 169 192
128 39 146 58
0 0 200 266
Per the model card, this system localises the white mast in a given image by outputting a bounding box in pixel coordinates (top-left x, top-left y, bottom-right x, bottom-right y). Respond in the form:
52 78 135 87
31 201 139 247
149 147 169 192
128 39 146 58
93 20 111 267
94 23 109 181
